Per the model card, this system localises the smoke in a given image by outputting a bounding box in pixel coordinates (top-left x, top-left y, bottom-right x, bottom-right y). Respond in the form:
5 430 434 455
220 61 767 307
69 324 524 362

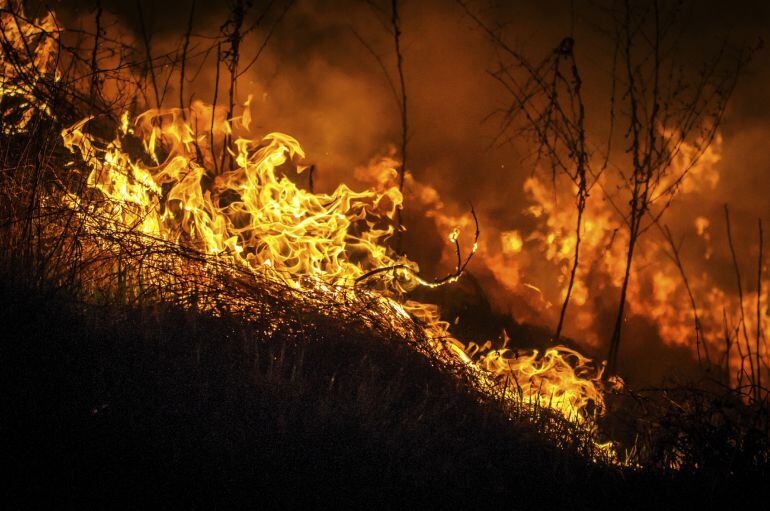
51 0 770 386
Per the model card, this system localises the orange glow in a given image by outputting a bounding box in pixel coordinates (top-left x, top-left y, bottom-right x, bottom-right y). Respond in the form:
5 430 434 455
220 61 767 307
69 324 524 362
1 4 617 459
0 1 59 133
59 101 611 439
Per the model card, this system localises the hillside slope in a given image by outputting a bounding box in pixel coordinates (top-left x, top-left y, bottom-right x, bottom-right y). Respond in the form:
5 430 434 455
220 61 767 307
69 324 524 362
2 282 763 509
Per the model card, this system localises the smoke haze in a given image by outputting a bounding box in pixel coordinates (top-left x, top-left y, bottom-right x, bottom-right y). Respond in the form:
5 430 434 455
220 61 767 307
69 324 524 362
51 0 770 386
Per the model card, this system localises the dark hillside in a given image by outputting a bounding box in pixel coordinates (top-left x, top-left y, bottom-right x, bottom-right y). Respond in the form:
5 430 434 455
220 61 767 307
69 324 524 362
1 282 764 509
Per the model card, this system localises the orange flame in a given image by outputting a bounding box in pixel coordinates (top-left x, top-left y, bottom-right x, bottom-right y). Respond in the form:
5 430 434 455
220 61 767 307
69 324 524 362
59 101 610 431
0 1 59 132
0 10 613 456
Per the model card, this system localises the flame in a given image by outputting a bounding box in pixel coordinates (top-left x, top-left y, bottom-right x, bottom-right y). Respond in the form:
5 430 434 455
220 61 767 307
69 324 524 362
56 100 610 432
1 8 612 456
0 0 59 133
476 132 767 389
501 230 523 255
480 346 605 419
5 0 768 469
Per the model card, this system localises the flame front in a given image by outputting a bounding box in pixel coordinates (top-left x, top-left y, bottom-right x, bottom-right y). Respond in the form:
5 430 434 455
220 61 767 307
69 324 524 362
1 3 611 457
59 101 609 432
63 106 418 292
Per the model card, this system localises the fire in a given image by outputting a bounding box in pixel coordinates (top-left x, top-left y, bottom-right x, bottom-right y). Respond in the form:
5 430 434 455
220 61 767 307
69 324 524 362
0 0 59 133
501 230 523 255
65 106 425 295
57 100 610 431
477 132 767 389
1 2 612 457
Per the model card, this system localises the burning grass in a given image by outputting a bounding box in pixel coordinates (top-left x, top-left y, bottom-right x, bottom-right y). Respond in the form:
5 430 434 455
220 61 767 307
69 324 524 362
57 102 613 429
1 1 616 441
2 268 766 507
1 0 769 504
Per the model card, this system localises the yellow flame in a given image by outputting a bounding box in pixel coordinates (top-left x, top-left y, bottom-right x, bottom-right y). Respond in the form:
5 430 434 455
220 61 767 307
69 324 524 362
0 1 59 132
0 7 618 456
57 101 609 431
